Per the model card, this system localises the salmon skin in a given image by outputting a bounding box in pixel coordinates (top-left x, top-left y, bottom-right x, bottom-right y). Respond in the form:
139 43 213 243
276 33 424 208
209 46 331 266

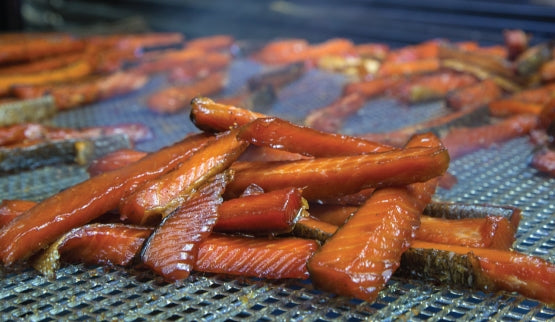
401 241 555 306
141 172 230 281
0 133 132 173
0 96 57 126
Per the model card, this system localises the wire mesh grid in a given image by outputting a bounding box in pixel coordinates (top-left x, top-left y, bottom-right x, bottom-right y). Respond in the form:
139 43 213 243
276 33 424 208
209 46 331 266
0 57 554 321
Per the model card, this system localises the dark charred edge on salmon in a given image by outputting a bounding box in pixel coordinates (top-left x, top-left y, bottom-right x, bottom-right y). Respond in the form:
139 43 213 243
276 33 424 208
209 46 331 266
0 134 131 174
423 106 492 136
515 42 553 77
292 216 336 243
396 247 497 291
243 85 277 114
247 62 306 92
0 96 57 126
424 202 520 222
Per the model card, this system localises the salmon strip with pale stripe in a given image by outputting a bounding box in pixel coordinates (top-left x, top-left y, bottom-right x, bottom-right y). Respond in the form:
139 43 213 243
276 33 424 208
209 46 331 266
195 233 318 279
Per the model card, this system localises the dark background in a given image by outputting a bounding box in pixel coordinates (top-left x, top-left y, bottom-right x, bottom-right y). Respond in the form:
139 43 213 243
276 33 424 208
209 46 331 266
2 0 555 47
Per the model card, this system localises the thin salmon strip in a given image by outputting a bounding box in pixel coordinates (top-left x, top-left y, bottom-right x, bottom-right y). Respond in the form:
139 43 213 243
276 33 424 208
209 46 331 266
33 223 153 279
87 149 147 177
410 240 555 306
446 79 502 111
0 132 212 265
190 97 266 132
215 187 305 234
307 133 442 302
195 233 318 279
119 129 247 225
442 114 539 159
147 72 227 114
415 215 516 250
489 99 544 117
227 141 449 201
141 172 230 281
238 116 392 157
0 199 37 228
304 92 366 133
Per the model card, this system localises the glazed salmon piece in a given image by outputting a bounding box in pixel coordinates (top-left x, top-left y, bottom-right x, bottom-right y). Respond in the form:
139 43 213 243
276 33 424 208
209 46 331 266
141 172 230 281
489 99 544 117
190 97 266 133
119 129 247 225
0 132 212 266
304 92 366 133
227 142 449 201
87 149 147 177
238 116 392 157
195 233 319 279
409 241 555 306
0 199 37 228
215 187 305 234
442 114 539 159
415 215 516 250
307 133 443 302
446 79 502 111
33 223 153 279
147 72 227 114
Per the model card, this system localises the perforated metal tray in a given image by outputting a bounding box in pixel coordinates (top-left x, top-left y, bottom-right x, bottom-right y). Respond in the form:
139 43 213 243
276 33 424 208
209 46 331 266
1 58 554 321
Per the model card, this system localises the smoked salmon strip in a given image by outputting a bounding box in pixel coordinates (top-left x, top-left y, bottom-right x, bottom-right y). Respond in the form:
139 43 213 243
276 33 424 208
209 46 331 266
190 97 266 132
442 114 539 159
307 133 442 302
415 215 516 250
215 187 305 234
489 99 544 117
87 149 147 177
238 116 392 157
0 132 212 265
195 233 319 280
0 60 93 95
377 59 440 77
141 172 230 281
33 224 153 279
0 199 36 228
390 71 478 103
185 35 234 52
168 52 231 82
119 129 247 225
304 92 366 133
409 240 555 306
227 141 449 201
147 72 227 114
446 79 502 111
